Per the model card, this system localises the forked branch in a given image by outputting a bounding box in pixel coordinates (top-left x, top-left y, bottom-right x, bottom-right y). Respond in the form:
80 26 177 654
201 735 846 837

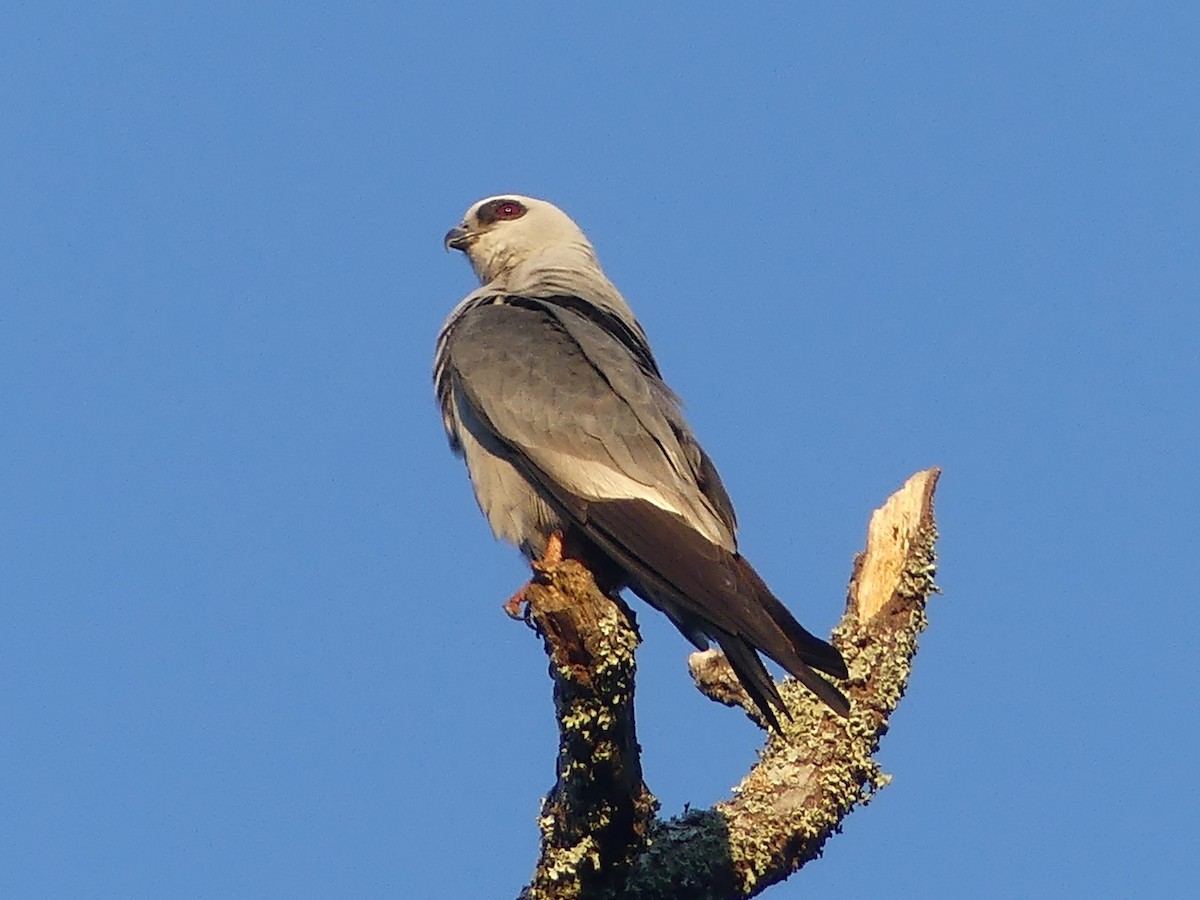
518 468 941 899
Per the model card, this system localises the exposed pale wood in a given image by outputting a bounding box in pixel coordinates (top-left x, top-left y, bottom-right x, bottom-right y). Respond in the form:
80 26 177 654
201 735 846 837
851 469 941 622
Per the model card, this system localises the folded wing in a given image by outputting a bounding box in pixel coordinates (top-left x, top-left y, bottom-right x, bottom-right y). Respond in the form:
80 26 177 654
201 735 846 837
444 297 848 726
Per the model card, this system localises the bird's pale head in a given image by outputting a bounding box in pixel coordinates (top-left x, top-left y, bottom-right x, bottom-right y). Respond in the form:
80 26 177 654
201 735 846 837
444 195 597 285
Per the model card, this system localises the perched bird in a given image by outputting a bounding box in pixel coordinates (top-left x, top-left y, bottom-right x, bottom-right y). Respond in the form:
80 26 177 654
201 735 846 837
434 195 849 729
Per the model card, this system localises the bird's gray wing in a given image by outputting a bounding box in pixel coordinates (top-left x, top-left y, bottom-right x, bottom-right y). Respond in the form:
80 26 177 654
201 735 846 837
515 295 740 537
445 298 728 545
444 297 848 723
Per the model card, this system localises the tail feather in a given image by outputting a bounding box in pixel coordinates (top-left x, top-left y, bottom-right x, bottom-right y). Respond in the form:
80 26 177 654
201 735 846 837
733 555 850 681
785 658 851 718
715 633 786 731
543 495 851 728
716 629 850 726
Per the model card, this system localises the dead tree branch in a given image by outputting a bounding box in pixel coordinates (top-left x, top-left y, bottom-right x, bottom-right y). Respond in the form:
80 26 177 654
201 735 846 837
517 468 941 899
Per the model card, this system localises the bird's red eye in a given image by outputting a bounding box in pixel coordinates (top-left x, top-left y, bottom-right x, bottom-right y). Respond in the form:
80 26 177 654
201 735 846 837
477 198 528 225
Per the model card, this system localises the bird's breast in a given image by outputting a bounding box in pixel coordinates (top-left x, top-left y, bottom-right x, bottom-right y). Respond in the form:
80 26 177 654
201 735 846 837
450 386 560 558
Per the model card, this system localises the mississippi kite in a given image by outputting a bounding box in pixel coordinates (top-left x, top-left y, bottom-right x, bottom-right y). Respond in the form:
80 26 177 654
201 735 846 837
434 195 849 728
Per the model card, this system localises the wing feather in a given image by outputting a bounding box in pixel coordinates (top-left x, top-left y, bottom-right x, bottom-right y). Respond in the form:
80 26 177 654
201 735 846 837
445 299 732 546
441 293 848 722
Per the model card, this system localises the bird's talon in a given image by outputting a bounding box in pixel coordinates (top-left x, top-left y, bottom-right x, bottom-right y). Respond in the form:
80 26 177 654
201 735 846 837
502 591 527 619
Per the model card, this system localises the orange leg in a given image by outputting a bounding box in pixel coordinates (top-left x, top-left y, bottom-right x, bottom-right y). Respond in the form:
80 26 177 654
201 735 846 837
502 532 565 619
533 531 564 570
501 588 527 619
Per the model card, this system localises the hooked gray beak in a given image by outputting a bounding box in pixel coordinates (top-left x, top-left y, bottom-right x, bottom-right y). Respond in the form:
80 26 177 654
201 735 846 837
443 225 471 252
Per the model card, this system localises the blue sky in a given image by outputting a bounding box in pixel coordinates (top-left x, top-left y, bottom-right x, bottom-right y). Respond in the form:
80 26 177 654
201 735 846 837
3 3 1196 897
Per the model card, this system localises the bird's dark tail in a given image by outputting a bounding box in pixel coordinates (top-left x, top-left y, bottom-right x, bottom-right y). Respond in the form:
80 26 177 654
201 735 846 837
729 554 851 721
714 634 789 732
733 555 849 679
656 553 851 730
549 493 850 729
714 627 850 728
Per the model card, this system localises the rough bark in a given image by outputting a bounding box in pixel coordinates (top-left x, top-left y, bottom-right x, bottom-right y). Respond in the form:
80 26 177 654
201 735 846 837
516 468 941 899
